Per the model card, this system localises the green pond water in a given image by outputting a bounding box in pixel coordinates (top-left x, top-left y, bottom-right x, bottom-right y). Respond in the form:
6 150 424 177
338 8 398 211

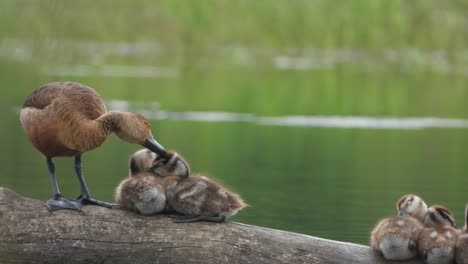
1 1 468 245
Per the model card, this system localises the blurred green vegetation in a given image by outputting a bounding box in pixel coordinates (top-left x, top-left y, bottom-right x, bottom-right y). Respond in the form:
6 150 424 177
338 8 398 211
1 1 468 245
3 0 468 49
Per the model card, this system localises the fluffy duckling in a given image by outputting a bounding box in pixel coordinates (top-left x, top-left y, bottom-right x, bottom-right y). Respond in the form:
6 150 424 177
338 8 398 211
370 194 428 261
115 170 166 215
455 205 468 264
114 149 189 215
148 151 247 223
162 175 247 223
418 205 458 264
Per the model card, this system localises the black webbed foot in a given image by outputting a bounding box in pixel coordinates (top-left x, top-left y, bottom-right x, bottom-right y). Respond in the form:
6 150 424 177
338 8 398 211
47 194 83 212
172 214 226 223
75 195 119 209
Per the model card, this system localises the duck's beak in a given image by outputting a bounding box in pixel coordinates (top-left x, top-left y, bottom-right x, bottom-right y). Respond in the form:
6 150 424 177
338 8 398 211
398 209 409 216
142 136 168 158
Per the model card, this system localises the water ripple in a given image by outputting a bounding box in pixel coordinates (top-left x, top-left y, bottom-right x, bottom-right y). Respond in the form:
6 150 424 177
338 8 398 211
106 100 468 130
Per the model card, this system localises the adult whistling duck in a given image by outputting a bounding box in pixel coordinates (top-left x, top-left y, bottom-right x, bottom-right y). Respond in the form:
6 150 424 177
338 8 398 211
20 81 169 211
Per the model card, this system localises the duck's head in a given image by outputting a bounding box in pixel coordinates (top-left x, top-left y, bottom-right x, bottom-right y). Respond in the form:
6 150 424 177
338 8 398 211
129 149 158 176
113 112 168 158
396 194 428 221
423 205 456 228
149 151 190 178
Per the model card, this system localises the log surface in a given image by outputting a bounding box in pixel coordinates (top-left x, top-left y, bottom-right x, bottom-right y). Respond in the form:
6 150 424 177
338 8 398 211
0 187 424 264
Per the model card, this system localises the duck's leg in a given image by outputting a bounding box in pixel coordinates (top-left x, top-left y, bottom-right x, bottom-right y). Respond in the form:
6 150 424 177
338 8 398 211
73 155 117 209
172 214 226 223
46 158 82 211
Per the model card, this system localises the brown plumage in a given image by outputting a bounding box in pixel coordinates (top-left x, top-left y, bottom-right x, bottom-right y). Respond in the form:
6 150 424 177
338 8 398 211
370 194 427 261
115 149 246 222
150 153 247 223
455 205 468 264
162 174 247 222
114 149 184 215
418 205 458 264
20 82 168 211
115 174 167 215
371 217 424 260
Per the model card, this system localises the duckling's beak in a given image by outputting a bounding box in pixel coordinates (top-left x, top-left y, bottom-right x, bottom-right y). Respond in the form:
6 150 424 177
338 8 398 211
398 209 409 216
143 136 168 158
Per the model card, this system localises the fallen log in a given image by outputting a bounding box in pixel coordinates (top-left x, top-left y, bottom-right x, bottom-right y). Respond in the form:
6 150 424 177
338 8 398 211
0 187 423 264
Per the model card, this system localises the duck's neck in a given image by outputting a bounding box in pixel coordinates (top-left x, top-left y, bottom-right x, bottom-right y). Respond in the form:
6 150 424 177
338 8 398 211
97 110 123 135
64 111 124 152
79 111 123 150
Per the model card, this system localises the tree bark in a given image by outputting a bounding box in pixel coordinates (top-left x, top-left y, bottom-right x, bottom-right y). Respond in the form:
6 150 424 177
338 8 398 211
0 187 424 264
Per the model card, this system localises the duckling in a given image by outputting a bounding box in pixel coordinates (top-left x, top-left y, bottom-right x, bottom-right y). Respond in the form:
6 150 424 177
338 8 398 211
115 149 190 215
397 194 429 222
455 205 468 264
115 172 166 215
370 194 428 261
147 149 247 223
20 82 168 211
418 205 458 264
162 175 247 223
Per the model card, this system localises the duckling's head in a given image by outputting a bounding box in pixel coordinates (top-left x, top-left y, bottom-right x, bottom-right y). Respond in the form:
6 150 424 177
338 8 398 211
112 112 168 158
396 194 428 221
129 149 190 178
423 205 455 228
129 149 158 176
149 151 190 178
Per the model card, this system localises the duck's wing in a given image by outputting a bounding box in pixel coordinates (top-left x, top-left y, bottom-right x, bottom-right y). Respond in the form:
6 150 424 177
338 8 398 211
23 82 107 119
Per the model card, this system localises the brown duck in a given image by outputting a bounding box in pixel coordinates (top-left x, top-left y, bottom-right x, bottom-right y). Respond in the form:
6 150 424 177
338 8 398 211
20 81 168 211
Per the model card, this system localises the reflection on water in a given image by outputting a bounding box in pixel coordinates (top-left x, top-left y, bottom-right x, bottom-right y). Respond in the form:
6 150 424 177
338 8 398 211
107 100 468 130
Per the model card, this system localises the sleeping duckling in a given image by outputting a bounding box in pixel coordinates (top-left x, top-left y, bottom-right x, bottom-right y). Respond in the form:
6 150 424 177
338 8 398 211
148 151 247 223
114 149 189 215
162 175 247 223
370 194 428 261
418 205 458 264
456 205 468 264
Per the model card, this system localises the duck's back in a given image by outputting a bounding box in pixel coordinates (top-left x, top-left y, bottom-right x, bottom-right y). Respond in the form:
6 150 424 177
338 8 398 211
23 82 107 119
20 82 108 157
